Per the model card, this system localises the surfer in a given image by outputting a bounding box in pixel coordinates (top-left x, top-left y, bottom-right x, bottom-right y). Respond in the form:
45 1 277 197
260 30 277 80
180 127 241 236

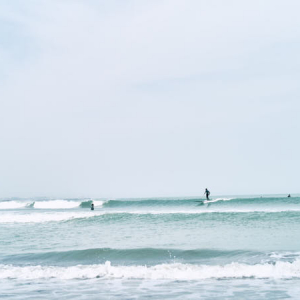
204 188 210 200
91 203 94 210
288 194 291 198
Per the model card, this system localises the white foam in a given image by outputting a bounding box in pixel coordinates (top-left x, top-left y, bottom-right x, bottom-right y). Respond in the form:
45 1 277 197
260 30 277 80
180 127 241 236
269 252 300 260
33 200 80 209
0 201 33 209
203 198 233 204
1 260 300 280
109 209 300 214
93 200 105 207
0 200 105 210
0 212 104 223
1 208 300 223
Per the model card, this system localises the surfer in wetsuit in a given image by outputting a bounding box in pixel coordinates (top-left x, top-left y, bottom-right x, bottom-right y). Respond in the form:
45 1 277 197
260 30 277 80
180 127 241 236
204 188 210 200
288 194 291 198
91 203 94 210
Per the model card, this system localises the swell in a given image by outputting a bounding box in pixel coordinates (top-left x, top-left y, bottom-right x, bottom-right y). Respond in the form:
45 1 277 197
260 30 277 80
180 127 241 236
1 196 299 210
0 248 254 266
204 196 300 206
103 199 204 208
103 196 300 208
1 259 300 280
1 210 300 224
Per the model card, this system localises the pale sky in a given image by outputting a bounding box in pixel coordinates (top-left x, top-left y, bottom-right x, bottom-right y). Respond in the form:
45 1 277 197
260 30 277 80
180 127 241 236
0 0 300 198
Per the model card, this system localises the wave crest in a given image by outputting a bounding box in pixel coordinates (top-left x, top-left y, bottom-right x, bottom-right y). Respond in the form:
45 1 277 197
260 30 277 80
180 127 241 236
0 212 103 223
0 201 33 209
1 260 300 280
0 200 105 210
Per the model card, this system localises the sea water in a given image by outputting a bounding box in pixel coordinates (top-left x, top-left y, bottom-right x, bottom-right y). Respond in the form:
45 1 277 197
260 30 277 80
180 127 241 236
0 195 300 299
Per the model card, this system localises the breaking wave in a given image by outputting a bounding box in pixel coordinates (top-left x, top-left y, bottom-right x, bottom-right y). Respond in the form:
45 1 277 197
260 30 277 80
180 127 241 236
1 196 299 211
1 209 300 223
0 201 33 209
1 260 300 280
0 200 105 210
0 212 104 223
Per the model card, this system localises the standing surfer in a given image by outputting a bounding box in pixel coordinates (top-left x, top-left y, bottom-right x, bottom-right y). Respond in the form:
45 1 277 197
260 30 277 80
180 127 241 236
204 188 210 200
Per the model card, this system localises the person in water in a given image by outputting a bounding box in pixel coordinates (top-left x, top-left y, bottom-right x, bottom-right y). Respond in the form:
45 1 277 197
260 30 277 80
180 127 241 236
91 203 94 210
288 194 291 198
204 188 210 200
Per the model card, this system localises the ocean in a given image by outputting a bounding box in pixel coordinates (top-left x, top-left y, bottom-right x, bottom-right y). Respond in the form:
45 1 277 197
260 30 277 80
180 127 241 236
0 195 300 299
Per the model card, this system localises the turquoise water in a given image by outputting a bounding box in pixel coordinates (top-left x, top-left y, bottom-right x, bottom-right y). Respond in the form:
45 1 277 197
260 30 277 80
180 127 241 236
0 195 300 299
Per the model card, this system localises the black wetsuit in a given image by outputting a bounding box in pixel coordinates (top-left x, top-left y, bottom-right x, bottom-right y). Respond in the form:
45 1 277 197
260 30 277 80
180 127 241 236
205 189 210 200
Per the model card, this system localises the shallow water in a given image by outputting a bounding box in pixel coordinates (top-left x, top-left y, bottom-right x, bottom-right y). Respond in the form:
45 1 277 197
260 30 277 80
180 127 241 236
0 195 300 299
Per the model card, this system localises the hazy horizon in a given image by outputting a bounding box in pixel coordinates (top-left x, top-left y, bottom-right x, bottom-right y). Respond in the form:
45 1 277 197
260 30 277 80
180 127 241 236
1 193 298 201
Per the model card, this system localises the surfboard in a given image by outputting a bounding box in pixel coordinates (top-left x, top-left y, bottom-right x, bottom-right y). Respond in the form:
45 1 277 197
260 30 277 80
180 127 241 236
195 201 204 205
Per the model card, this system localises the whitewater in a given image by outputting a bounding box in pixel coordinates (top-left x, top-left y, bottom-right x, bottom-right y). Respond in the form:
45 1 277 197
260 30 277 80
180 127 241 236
1 195 300 299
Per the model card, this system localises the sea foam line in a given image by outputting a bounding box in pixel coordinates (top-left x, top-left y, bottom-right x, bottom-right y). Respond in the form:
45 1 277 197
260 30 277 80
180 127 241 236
1 209 300 223
1 260 300 280
33 200 81 209
0 200 105 210
0 201 33 209
203 198 233 204
0 212 104 223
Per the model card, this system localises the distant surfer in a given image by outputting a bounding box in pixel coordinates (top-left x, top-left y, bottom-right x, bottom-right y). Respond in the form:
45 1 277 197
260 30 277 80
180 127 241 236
288 194 291 198
204 188 210 200
91 203 94 210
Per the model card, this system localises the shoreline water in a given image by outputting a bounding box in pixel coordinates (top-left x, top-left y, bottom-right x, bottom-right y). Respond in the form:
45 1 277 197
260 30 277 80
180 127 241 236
1 195 300 299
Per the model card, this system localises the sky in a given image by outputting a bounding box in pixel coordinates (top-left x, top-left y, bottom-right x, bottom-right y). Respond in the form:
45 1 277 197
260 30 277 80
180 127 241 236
0 0 300 198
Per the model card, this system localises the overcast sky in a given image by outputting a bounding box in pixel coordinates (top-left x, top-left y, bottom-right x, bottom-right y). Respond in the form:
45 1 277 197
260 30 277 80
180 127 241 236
0 0 300 198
